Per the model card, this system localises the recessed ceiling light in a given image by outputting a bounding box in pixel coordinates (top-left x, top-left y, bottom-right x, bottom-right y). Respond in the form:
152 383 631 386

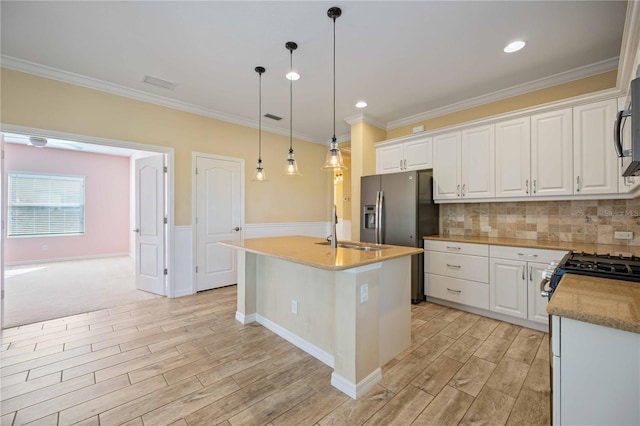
355 101 368 108
286 71 300 81
504 40 526 53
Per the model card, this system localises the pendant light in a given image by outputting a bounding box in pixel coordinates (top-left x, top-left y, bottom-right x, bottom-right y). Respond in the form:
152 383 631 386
284 41 301 176
253 66 267 182
322 6 347 171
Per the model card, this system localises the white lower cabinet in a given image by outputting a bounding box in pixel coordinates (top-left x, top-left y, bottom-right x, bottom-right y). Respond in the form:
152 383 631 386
489 258 527 318
425 241 567 327
553 316 640 425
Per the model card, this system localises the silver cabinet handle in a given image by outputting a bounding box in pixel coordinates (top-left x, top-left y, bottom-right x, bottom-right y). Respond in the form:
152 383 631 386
404 159 407 170
517 253 538 258
522 266 525 280
462 183 466 197
446 264 461 269
529 266 532 281
400 160 403 170
525 179 529 194
456 184 460 197
233 226 242 231
533 179 537 194
447 288 462 293
446 246 461 251
132 228 140 233
576 176 580 192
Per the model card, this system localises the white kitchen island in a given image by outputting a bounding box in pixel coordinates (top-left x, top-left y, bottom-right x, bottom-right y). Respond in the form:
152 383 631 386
220 235 422 399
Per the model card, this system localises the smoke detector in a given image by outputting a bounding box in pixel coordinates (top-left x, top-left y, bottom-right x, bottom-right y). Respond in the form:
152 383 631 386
28 136 48 148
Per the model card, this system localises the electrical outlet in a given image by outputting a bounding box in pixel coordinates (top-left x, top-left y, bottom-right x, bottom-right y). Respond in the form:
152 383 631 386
481 226 492 233
42 245 48 251
615 231 634 240
291 300 298 315
360 284 368 304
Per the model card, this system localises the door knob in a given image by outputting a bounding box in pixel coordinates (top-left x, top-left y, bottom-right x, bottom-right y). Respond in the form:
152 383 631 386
233 226 242 232
132 228 140 233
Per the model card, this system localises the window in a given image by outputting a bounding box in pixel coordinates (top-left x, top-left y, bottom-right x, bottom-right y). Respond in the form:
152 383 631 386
8 172 85 237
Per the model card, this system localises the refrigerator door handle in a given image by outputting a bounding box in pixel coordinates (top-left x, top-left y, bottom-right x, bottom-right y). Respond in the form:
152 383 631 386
376 191 384 244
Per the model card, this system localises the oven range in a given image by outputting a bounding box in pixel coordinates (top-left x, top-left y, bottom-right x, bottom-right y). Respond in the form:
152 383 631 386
541 250 640 299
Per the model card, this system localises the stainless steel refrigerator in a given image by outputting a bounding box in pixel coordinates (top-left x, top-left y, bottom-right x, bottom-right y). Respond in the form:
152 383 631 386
360 170 439 303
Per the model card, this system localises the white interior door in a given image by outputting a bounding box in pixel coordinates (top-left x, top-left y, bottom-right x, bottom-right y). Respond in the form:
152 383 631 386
195 155 242 292
134 154 166 295
1 133 5 328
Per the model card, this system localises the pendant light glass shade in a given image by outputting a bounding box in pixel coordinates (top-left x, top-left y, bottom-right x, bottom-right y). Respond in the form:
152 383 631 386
253 66 267 182
284 41 302 176
322 7 347 171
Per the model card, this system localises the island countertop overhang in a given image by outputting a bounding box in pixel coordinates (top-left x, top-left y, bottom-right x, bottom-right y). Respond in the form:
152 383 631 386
219 235 423 271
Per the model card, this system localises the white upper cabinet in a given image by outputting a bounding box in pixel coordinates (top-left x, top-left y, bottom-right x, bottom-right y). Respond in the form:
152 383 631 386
495 117 531 198
573 99 618 195
531 108 574 196
376 134 432 174
461 125 495 199
433 132 461 200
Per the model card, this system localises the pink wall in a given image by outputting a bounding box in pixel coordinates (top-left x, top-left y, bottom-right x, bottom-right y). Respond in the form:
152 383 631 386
5 143 130 263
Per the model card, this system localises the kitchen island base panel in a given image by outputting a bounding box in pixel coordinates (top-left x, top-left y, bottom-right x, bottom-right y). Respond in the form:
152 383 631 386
234 250 412 399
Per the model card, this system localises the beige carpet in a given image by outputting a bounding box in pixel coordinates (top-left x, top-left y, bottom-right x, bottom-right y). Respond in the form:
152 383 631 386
3 256 161 328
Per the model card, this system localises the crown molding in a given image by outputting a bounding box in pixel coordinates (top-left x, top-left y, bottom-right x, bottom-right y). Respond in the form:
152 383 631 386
616 0 640 91
344 113 386 129
386 56 619 130
1 55 327 145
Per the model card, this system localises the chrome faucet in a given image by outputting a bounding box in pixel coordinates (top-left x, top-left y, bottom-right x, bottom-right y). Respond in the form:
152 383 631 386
327 204 338 249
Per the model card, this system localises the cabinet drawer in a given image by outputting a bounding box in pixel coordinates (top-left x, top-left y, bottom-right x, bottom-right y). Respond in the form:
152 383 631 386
490 245 566 264
426 251 489 283
424 240 489 256
425 273 489 310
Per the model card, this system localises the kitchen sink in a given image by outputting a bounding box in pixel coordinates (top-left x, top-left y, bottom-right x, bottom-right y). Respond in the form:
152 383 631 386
315 241 385 251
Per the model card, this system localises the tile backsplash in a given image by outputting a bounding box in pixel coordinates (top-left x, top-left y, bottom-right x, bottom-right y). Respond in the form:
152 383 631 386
441 199 640 246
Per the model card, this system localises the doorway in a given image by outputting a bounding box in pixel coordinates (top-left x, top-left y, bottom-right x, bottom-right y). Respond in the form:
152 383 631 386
193 153 244 292
0 126 175 328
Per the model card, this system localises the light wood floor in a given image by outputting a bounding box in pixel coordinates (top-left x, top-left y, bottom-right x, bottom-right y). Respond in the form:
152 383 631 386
0 285 550 425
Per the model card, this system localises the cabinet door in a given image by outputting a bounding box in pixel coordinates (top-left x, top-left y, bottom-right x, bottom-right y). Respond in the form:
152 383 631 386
573 99 618 195
461 125 495 199
377 144 403 174
527 262 549 324
404 137 433 171
531 108 573 196
433 132 461 200
495 117 531 198
490 258 527 318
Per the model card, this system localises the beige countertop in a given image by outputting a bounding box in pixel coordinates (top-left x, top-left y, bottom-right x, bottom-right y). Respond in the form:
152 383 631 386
220 235 423 271
423 235 640 256
547 274 640 334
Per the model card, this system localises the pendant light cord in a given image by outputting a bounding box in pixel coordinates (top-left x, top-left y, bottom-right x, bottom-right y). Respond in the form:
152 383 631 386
290 48 293 153
332 14 336 143
258 71 262 162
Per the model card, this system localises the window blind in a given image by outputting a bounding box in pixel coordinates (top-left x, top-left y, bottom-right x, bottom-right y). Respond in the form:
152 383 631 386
8 172 85 237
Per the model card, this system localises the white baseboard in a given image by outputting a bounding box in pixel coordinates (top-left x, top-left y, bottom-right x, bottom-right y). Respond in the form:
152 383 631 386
235 311 257 324
331 368 382 400
6 252 130 267
243 222 330 239
255 314 334 368
427 297 548 332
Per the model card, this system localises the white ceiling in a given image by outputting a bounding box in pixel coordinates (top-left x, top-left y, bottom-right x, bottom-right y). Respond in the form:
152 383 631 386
0 1 629 145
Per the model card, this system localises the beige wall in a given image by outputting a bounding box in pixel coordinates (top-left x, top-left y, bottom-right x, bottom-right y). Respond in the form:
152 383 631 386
1 69 333 226
386 70 618 140
350 122 386 240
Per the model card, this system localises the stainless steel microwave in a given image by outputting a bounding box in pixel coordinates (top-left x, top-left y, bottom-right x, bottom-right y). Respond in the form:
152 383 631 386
615 77 640 176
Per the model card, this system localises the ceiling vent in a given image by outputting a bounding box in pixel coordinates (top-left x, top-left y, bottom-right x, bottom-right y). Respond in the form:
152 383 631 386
143 75 176 90
264 113 282 121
